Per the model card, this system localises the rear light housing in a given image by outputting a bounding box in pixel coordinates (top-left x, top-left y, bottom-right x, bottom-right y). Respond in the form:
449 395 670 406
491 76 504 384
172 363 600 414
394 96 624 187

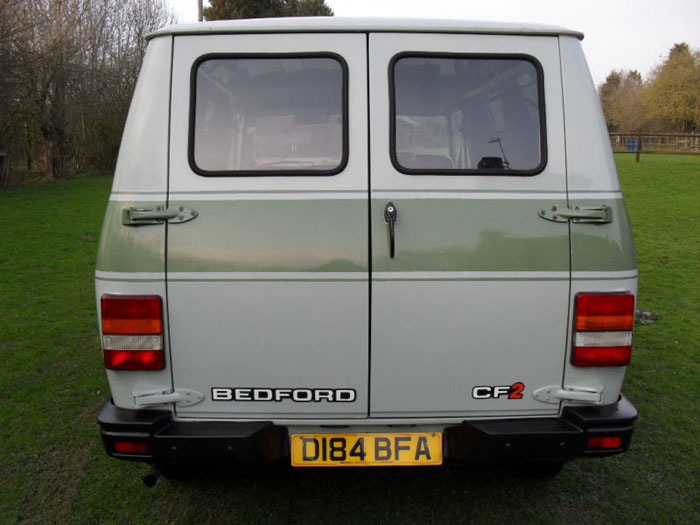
101 295 164 370
572 292 634 366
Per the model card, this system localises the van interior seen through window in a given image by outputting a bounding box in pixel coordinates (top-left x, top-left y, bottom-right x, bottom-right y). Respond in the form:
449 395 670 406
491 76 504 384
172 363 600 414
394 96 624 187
192 56 346 175
392 56 545 174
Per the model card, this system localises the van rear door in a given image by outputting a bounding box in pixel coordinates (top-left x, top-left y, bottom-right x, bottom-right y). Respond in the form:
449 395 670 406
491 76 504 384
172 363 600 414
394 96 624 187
368 33 570 417
166 34 369 418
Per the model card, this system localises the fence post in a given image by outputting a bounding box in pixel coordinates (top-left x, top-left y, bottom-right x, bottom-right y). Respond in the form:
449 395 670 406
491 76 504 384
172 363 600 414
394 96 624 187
635 132 642 162
0 151 7 187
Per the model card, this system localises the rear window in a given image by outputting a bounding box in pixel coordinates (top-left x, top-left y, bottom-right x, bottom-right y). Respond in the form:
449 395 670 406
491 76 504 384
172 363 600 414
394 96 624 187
390 54 546 175
189 54 347 176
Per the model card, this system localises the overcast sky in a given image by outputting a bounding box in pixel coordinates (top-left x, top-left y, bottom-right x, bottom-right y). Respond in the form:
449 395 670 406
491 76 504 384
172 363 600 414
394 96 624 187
167 0 700 85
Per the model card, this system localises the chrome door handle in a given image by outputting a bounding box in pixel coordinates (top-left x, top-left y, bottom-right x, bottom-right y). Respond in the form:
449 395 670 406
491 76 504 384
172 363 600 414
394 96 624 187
121 205 198 226
384 201 397 258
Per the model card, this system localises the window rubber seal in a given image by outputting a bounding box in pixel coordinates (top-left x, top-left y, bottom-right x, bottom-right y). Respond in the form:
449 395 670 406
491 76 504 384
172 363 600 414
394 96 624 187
388 51 548 177
188 52 349 177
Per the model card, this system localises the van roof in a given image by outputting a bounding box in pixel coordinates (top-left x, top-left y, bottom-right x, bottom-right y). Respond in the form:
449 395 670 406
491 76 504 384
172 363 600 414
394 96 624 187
147 17 584 41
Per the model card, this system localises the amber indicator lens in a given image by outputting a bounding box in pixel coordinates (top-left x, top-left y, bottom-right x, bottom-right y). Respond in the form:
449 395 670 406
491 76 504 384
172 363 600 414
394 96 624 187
574 293 634 331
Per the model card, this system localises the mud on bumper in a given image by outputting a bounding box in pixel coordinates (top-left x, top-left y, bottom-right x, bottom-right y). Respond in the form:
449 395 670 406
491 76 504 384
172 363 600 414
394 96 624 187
98 396 637 465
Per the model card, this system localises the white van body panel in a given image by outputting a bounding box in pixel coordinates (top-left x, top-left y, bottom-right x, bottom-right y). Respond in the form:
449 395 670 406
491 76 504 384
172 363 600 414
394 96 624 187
559 36 619 193
147 17 584 40
97 21 636 430
564 276 637 406
167 33 369 418
367 33 569 417
168 34 367 193
557 37 636 408
368 33 567 192
111 36 172 194
168 281 368 418
95 20 640 470
95 277 172 410
370 280 568 417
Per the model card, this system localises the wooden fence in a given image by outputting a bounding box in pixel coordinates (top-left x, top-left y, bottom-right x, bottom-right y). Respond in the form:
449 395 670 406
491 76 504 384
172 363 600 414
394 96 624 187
610 133 700 158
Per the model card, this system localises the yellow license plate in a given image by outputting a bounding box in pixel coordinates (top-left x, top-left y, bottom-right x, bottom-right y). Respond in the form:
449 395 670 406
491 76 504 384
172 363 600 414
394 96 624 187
290 432 442 467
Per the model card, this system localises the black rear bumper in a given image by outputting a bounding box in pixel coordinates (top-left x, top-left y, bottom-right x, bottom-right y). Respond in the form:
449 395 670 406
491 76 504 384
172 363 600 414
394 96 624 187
445 396 637 462
98 401 285 464
98 396 637 465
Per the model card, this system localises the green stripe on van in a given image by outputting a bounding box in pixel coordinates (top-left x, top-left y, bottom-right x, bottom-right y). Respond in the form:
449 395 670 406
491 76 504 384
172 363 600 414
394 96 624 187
371 198 570 272
167 199 368 273
96 198 635 274
570 198 636 272
96 201 165 273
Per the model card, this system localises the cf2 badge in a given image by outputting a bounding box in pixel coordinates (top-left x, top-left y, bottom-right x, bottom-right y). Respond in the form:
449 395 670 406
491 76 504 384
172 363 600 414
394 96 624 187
472 382 525 400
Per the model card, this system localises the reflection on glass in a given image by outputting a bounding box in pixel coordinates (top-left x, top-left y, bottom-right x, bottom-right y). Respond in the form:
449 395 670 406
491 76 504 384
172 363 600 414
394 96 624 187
394 57 542 172
194 57 344 173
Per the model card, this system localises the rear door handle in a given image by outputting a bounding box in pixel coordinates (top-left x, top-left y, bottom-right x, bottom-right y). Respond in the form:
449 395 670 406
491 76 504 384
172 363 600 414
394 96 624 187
384 201 397 258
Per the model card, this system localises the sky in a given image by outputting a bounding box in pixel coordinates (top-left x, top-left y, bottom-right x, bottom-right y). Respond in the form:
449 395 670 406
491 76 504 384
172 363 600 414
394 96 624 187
167 0 700 86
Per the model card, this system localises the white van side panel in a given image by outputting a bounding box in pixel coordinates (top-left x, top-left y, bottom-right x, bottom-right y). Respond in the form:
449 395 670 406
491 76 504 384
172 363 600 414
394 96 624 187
559 36 619 192
559 37 637 406
112 36 172 194
96 37 173 409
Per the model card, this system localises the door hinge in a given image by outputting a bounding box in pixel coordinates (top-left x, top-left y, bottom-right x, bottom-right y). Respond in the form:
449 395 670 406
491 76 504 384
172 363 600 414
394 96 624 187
122 205 198 226
133 387 205 408
532 384 603 404
538 204 612 224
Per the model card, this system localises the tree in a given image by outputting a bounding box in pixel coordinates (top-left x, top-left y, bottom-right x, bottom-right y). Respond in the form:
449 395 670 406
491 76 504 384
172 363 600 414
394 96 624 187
598 70 648 132
0 0 34 184
611 70 647 132
3 0 173 181
71 0 174 172
204 0 333 20
643 43 700 133
285 0 333 16
204 0 281 19
599 71 623 131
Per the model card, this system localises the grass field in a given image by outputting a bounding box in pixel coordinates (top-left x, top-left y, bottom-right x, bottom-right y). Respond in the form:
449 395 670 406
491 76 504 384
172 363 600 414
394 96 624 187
0 154 698 523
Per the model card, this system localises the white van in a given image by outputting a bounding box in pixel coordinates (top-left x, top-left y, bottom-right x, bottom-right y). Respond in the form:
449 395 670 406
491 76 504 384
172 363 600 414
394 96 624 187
96 18 637 475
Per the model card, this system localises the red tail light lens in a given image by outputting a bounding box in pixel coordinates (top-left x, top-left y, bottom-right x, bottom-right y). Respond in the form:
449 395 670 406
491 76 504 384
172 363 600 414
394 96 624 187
103 349 165 370
101 295 164 370
572 346 632 367
113 441 149 454
573 293 634 367
587 436 622 449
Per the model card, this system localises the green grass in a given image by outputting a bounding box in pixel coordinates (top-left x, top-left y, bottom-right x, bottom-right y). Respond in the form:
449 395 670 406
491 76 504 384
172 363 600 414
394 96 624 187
1 156 698 523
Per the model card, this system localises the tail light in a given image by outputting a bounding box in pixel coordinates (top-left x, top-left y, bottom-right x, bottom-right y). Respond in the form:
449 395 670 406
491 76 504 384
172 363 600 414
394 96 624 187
101 295 165 370
572 293 634 366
